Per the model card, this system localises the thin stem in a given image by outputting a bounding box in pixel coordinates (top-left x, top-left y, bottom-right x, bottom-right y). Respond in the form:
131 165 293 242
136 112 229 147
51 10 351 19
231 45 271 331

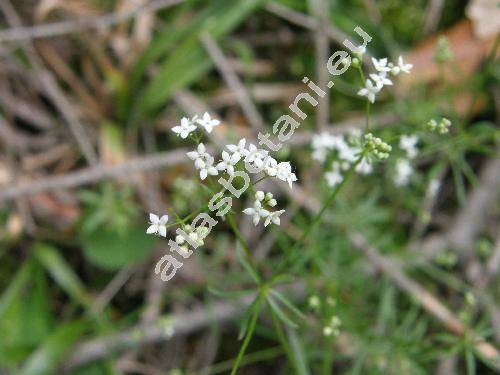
321 336 334 375
231 294 264 375
276 153 365 275
226 212 257 270
365 100 371 131
269 308 298 374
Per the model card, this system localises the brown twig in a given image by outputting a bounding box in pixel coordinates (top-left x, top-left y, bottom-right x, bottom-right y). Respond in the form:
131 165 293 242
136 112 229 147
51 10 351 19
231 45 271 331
62 282 305 371
0 149 188 203
309 0 330 131
0 0 183 42
265 1 372 62
0 0 98 165
201 33 264 132
350 232 500 368
423 0 445 35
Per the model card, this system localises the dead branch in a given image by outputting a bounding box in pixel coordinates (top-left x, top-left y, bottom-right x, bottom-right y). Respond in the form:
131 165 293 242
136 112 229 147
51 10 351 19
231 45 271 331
0 149 188 203
62 282 305 371
350 232 500 369
0 0 183 43
201 33 264 132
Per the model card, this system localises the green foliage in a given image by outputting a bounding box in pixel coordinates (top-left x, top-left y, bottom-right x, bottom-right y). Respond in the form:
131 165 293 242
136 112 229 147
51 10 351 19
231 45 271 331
80 224 157 270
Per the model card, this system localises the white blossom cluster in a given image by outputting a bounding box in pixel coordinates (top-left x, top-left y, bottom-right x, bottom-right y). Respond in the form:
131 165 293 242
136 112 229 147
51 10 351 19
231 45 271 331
174 225 210 255
394 134 419 187
187 138 297 189
243 191 284 227
311 130 372 188
172 112 221 138
358 56 412 103
178 113 296 229
323 315 342 337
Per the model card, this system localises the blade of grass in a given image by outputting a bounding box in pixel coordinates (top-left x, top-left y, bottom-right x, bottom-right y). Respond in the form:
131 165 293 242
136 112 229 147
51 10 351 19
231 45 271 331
33 243 92 309
21 320 88 375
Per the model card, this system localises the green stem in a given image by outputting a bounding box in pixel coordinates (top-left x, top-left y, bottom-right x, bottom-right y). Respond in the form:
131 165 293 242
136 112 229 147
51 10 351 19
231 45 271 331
276 153 365 275
365 100 371 131
269 308 297 373
321 336 334 375
231 294 264 375
226 212 256 270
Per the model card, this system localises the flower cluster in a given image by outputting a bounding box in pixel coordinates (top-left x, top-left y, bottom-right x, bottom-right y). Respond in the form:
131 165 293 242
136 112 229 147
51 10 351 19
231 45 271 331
172 112 221 138
174 225 210 255
323 315 342 337
363 133 392 160
146 213 169 237
311 130 373 187
186 137 297 189
357 56 412 103
394 134 419 187
425 118 452 134
243 191 284 227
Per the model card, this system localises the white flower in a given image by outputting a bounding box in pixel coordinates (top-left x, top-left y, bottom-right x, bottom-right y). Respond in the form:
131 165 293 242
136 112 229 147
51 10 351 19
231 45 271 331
325 163 343 187
397 56 412 74
369 72 392 87
264 209 285 227
394 159 413 186
198 155 218 180
338 144 360 163
264 156 278 176
372 57 391 73
311 133 348 162
276 161 297 189
312 147 327 163
388 56 412 76
216 151 240 176
357 79 382 104
243 200 270 226
245 144 269 169
355 158 373 175
187 143 209 169
226 138 249 160
196 112 220 133
399 135 419 159
146 213 168 237
255 191 265 202
172 117 197 139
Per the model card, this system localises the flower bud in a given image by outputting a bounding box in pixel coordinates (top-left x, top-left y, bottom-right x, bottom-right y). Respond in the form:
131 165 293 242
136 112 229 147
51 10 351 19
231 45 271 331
255 191 265 201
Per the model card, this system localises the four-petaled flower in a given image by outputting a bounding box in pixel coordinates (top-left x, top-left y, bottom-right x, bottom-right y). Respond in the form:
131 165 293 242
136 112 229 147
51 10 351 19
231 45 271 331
264 209 285 227
198 155 218 180
397 56 413 74
187 143 210 169
245 144 269 169
372 57 390 73
369 72 392 87
226 138 249 160
357 79 382 104
325 162 344 187
172 117 197 139
399 135 419 159
243 200 270 226
264 157 278 176
216 151 240 176
147 213 168 237
276 161 297 189
196 112 220 133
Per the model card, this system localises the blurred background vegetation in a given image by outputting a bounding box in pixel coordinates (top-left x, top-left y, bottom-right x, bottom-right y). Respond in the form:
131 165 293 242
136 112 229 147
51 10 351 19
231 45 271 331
0 0 498 374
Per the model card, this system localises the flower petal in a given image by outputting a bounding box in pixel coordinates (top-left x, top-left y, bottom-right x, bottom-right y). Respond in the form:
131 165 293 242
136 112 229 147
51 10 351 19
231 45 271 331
149 213 159 224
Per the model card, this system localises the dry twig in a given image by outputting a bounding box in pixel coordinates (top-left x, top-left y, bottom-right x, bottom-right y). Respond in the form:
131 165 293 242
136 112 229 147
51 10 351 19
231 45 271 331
0 0 183 42
201 33 264 132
